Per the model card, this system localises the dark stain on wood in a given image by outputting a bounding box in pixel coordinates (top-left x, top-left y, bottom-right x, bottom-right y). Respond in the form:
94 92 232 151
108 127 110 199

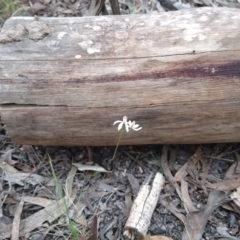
68 60 240 84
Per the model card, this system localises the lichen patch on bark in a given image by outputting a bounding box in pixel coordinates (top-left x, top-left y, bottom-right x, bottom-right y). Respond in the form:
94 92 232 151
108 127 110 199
0 17 51 44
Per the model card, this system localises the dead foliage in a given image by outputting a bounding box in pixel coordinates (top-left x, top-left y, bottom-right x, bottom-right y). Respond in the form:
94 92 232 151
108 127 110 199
0 141 239 239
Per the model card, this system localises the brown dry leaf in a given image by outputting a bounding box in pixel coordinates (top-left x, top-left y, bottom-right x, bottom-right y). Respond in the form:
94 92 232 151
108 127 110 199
234 152 240 174
85 0 107 16
172 162 188 183
159 197 186 224
1 148 16 162
0 215 12 230
168 147 176 171
61 9 75 14
191 147 202 165
89 215 98 240
181 178 197 213
199 157 212 195
0 158 19 173
109 0 121 14
161 146 174 182
123 186 132 216
202 0 214 6
225 162 237 179
100 218 117 240
187 158 200 184
21 145 34 153
192 0 204 4
44 0 51 4
3 171 47 186
216 226 239 240
31 2 46 12
66 166 78 196
182 190 229 240
8 159 34 173
206 175 240 191
11 199 24 240
187 147 202 181
21 196 54 207
0 149 19 173
144 235 173 240
173 2 192 9
39 223 59 240
161 146 182 201
79 237 88 240
222 202 240 215
73 163 111 173
98 183 117 192
88 185 108 199
69 201 87 226
127 173 140 196
0 191 77 238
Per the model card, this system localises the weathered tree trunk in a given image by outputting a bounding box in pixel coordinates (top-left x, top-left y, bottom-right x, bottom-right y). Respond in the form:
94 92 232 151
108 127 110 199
0 8 240 146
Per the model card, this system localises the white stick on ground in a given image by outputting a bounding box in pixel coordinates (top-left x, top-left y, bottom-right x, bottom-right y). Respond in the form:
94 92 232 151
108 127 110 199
231 187 240 207
124 172 165 240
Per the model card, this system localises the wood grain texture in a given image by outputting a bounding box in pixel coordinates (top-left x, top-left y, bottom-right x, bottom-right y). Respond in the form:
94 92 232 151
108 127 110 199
0 7 240 146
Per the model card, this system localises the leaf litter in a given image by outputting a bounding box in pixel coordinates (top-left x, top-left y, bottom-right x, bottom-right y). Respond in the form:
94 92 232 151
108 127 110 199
0 139 240 239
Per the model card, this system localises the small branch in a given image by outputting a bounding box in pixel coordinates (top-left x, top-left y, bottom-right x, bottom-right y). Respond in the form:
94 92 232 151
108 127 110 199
124 173 165 240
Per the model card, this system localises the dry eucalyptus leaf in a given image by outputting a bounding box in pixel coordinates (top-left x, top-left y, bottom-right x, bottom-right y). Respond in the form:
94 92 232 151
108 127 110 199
3 171 47 186
11 199 24 240
31 2 46 12
182 190 229 240
89 215 98 240
85 0 106 16
202 0 214 6
158 197 186 224
66 166 78 196
98 183 117 192
206 176 240 191
234 152 240 174
181 178 197 213
173 2 192 9
225 162 237 179
21 196 55 207
1 148 17 162
144 235 173 240
0 158 19 173
68 200 87 226
172 162 188 183
0 192 76 238
73 163 111 173
216 226 239 240
127 173 140 196
124 186 132 216
161 146 182 200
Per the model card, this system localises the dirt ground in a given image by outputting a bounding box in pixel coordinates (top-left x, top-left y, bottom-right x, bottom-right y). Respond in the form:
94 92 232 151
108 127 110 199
1 0 240 239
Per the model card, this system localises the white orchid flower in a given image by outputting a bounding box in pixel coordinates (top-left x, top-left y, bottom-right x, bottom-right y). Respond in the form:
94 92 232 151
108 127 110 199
113 116 130 132
113 116 142 132
128 120 142 131
112 116 142 160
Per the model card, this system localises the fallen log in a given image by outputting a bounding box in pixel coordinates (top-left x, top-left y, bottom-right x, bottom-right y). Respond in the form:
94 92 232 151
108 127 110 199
0 7 240 146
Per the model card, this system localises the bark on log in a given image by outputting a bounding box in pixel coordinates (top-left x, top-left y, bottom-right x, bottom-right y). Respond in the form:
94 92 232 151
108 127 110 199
1 8 240 146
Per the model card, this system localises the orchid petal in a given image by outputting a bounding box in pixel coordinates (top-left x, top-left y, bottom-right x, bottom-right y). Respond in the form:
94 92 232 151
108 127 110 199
113 120 122 126
133 126 142 131
118 122 123 131
125 123 129 132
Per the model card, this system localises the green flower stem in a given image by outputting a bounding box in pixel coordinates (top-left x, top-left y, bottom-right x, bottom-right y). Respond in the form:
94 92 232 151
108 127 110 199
111 130 123 160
